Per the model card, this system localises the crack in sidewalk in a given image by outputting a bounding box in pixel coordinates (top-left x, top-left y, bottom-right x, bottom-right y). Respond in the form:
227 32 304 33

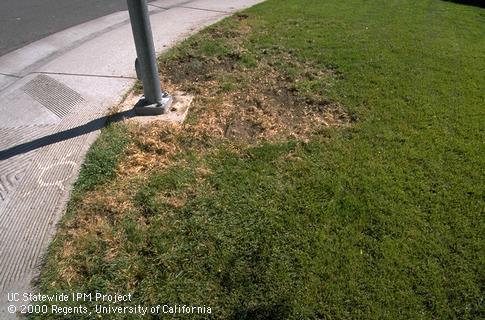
148 3 231 14
0 73 21 79
33 71 137 80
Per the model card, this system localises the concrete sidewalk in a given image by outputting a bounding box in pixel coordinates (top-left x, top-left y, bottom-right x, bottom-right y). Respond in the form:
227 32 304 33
0 0 264 317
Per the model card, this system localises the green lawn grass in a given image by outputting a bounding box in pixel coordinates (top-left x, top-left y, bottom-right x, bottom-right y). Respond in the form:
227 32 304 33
34 0 484 319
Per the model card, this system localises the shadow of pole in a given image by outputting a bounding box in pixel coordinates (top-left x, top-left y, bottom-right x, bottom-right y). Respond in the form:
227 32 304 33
441 0 485 8
0 109 135 161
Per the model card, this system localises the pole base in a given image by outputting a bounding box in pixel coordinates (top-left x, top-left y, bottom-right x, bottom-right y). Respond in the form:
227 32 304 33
134 93 173 116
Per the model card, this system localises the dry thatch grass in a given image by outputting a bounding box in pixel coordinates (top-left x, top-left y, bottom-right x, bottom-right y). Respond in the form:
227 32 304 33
120 122 182 175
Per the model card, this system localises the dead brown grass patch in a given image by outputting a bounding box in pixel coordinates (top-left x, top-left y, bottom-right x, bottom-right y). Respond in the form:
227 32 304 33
120 122 182 175
52 14 354 284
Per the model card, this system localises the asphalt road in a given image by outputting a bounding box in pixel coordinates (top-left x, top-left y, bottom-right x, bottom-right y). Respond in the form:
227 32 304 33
0 0 130 57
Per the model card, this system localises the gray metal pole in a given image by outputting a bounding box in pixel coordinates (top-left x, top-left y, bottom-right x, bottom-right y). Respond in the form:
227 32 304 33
127 0 171 115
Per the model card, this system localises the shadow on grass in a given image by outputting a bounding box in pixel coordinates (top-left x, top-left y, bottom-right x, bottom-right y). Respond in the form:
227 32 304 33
442 0 485 8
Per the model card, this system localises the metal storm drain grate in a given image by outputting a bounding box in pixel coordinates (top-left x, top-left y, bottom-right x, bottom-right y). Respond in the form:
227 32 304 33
22 74 85 118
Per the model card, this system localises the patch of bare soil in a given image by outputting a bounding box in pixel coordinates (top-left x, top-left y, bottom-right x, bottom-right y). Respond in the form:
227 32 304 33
159 23 351 142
